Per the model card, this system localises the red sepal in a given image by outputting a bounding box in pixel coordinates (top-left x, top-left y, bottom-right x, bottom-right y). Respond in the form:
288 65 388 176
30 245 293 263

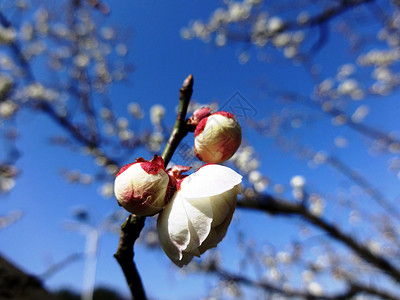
194 117 208 137
141 155 165 174
214 111 234 119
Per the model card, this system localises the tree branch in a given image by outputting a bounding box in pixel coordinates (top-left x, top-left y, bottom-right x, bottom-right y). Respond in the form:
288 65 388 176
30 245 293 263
204 263 400 300
114 215 146 300
248 91 400 220
114 75 194 299
161 74 194 166
0 10 120 170
238 195 400 283
229 0 375 45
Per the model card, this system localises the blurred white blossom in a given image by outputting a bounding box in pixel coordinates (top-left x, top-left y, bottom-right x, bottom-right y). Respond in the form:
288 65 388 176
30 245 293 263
150 104 166 126
290 175 305 189
0 100 18 118
267 17 283 32
302 270 313 283
351 105 369 123
0 176 16 193
0 26 16 45
307 282 323 296
24 83 58 101
128 102 144 119
334 136 348 148
309 194 324 216
0 75 13 98
99 182 114 198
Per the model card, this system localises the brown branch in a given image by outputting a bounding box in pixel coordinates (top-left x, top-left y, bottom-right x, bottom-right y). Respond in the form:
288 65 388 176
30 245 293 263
68 0 101 144
276 91 400 149
0 10 121 171
289 0 375 29
291 93 400 219
238 195 400 283
326 155 400 219
319 103 400 148
114 215 146 300
114 75 194 299
205 264 400 300
161 74 194 166
248 91 400 220
228 0 375 43
352 282 400 300
3 9 194 297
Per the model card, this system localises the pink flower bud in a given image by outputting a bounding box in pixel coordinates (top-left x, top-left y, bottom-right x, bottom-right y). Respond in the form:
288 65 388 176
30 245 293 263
194 111 241 163
157 164 242 267
187 106 211 126
114 155 170 216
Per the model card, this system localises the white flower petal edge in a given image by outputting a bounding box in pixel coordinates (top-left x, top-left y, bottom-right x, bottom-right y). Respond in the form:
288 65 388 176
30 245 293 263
157 192 192 265
180 164 242 199
157 164 242 267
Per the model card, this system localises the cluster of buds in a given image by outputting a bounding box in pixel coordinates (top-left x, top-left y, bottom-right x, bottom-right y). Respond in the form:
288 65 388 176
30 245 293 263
114 106 243 267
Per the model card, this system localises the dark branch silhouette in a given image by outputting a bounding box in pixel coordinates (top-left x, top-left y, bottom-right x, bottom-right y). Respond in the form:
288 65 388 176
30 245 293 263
238 195 400 283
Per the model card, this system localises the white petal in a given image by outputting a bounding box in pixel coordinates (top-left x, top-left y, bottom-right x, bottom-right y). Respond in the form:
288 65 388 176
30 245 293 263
157 192 190 261
114 164 142 202
183 196 213 252
198 198 236 255
173 252 194 268
197 228 219 255
209 186 238 226
167 192 191 252
157 203 180 261
181 165 242 199
184 245 201 257
213 198 236 242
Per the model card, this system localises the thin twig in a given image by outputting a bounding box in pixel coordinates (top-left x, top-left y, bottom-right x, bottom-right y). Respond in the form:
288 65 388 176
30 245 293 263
161 74 194 166
228 0 375 44
0 10 120 170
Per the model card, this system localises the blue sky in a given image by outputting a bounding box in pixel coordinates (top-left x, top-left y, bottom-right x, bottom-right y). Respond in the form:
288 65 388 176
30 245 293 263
1 0 399 299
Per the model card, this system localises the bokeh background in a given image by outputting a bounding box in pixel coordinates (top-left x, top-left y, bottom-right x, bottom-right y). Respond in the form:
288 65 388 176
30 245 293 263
1 0 400 299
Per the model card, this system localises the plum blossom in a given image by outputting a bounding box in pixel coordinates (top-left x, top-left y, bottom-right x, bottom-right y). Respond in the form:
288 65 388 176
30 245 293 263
157 164 242 267
194 111 242 163
114 155 170 216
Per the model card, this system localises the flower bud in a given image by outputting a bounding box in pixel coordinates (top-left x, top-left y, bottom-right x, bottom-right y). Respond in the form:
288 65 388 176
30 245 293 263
114 155 169 216
157 164 242 267
194 111 241 163
187 106 211 127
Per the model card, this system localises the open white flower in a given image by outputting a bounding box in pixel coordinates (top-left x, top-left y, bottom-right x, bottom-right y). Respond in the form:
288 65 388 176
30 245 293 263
157 164 242 267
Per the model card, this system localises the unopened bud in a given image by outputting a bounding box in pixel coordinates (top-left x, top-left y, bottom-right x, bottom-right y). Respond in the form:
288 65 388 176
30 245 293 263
188 106 211 126
194 111 241 163
114 155 169 216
